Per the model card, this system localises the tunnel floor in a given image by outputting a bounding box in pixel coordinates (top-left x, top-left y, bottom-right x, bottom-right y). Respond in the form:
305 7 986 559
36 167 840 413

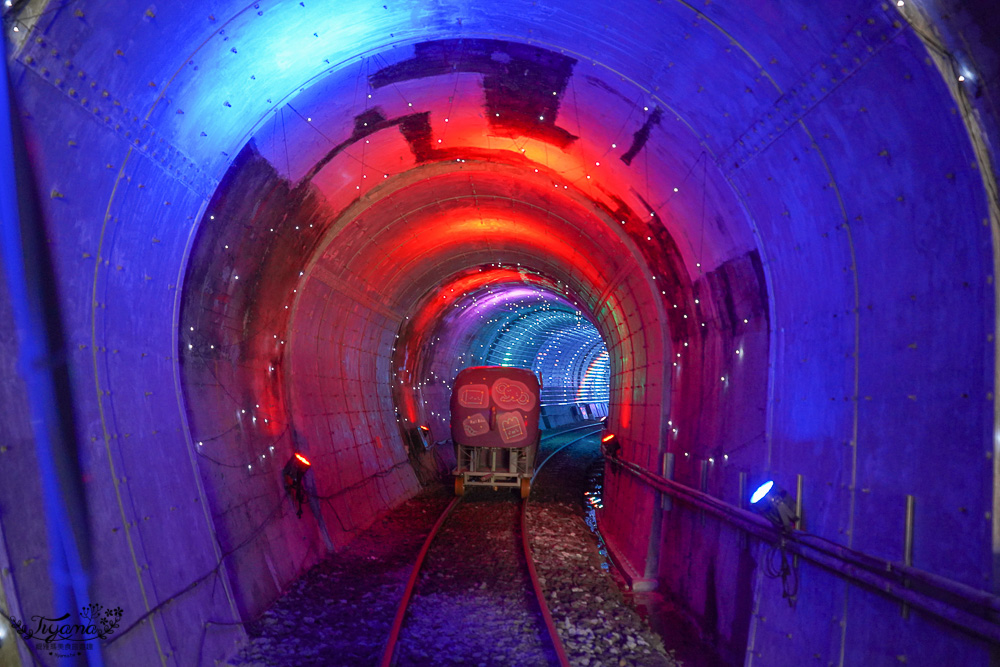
228 427 703 666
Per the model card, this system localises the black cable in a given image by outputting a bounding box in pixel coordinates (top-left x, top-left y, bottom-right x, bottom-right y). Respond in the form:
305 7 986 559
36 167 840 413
105 496 289 646
761 541 798 606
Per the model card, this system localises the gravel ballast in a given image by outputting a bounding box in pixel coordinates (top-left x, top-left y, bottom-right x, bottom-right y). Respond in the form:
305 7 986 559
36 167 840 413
229 426 683 666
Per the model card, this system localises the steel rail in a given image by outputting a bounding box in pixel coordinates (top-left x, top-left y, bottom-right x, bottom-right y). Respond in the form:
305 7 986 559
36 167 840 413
378 495 462 667
521 424 603 667
380 425 599 666
532 423 606 483
521 499 572 667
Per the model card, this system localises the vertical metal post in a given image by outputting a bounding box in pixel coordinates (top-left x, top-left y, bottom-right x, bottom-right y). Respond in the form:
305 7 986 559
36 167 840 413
661 453 674 510
0 32 99 667
794 474 804 567
738 471 747 550
902 494 915 618
795 474 804 531
699 460 709 525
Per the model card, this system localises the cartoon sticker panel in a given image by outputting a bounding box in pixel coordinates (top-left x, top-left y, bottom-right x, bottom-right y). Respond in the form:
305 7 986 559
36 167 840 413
462 413 490 437
457 384 490 409
497 411 527 444
491 378 536 412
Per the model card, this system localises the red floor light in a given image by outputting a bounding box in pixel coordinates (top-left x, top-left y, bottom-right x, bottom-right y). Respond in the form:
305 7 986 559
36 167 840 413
601 432 620 457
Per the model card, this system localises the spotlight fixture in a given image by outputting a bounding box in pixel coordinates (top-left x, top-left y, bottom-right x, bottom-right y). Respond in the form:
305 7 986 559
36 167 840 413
601 432 620 458
283 453 312 518
415 425 432 450
750 480 798 531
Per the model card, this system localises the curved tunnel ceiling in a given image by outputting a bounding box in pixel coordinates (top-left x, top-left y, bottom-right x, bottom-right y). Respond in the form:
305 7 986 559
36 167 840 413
1 0 998 665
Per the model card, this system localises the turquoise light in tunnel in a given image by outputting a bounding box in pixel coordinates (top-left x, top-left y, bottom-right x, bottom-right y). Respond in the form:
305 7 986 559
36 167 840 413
442 285 610 411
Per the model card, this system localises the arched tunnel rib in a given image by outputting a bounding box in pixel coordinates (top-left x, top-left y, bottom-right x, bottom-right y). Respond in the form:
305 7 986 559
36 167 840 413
0 1 998 666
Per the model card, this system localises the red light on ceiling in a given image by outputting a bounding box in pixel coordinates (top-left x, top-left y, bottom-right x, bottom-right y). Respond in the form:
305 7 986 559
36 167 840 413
294 453 311 466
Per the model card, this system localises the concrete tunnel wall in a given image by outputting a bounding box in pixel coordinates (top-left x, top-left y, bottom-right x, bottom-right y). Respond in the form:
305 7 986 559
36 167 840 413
0 1 997 665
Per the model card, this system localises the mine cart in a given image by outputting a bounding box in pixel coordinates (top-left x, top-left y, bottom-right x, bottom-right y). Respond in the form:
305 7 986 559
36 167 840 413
450 366 541 499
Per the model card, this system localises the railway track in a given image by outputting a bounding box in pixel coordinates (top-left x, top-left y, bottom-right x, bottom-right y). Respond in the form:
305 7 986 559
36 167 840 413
379 423 604 667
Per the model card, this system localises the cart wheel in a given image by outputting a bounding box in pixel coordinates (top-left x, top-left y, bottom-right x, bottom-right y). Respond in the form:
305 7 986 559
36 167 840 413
454 476 465 497
520 477 531 499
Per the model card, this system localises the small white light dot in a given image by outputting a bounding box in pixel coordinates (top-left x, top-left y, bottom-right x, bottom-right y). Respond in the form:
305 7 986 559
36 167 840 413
307 117 312 122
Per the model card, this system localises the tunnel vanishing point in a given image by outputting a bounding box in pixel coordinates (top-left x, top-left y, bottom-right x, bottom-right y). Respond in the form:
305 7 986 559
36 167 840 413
0 0 998 665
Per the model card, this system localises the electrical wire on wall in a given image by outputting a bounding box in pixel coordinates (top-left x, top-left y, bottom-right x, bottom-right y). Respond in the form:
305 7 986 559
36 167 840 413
761 540 799 607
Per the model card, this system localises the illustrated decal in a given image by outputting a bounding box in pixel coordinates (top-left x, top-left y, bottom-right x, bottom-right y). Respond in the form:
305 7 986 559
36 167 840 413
498 411 527 444
462 413 490 437
458 384 490 409
491 379 536 411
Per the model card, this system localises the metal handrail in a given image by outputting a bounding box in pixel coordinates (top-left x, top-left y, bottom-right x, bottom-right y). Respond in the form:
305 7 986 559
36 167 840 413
605 452 1000 644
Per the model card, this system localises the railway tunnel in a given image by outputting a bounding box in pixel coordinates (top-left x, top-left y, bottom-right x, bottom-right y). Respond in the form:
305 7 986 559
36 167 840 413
0 0 998 665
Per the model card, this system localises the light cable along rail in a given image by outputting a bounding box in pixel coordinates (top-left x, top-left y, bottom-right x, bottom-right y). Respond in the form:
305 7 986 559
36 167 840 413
605 452 1000 645
379 424 603 667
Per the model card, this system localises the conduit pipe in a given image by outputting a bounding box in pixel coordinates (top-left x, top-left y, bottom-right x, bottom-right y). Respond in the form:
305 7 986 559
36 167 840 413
0 36 101 667
605 454 1000 645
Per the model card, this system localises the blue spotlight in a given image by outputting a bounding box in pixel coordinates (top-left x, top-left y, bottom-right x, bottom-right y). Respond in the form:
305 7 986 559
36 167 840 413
750 480 773 504
750 480 798 531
